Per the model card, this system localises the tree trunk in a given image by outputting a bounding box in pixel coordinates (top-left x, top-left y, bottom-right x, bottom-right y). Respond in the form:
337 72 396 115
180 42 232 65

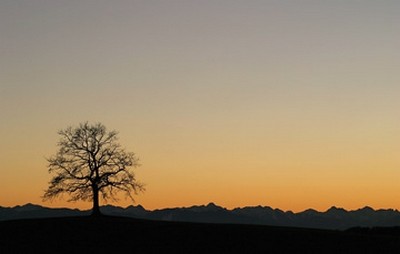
91 185 101 216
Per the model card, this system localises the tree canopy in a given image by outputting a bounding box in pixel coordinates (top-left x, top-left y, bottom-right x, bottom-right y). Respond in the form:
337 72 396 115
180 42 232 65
43 122 144 215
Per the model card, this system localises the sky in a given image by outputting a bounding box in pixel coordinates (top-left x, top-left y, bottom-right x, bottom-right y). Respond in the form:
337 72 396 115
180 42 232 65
1 0 399 212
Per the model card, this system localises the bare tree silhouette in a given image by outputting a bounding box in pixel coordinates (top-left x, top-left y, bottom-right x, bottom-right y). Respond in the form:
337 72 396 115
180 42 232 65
43 122 144 216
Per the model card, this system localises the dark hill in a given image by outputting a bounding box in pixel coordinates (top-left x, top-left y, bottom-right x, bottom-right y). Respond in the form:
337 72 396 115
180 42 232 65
1 216 400 253
3 203 400 230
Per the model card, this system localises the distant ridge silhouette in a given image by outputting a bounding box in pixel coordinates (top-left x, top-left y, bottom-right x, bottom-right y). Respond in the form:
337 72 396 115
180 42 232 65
1 203 400 230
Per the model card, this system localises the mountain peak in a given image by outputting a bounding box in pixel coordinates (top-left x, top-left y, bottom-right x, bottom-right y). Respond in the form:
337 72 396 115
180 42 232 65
301 208 319 215
354 206 376 215
125 204 146 211
360 206 374 211
326 206 347 213
205 202 224 211
14 203 44 211
206 202 218 207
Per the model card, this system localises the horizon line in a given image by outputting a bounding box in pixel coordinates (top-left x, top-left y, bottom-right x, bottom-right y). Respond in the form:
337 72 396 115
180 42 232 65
3 202 399 214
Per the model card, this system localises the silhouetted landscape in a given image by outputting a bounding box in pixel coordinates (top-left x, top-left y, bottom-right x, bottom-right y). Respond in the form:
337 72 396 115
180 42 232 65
1 214 400 253
2 203 400 230
2 1 400 253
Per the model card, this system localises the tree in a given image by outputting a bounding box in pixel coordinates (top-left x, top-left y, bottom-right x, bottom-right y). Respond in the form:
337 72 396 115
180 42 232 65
43 122 144 216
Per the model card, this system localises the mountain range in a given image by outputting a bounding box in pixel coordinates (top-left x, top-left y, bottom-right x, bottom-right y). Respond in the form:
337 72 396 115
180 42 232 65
2 203 400 230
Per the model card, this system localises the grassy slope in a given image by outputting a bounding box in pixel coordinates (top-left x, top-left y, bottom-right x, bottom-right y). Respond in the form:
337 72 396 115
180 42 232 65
0 216 399 253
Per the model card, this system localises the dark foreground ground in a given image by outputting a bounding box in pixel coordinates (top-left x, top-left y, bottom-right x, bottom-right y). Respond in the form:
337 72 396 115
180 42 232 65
0 216 399 253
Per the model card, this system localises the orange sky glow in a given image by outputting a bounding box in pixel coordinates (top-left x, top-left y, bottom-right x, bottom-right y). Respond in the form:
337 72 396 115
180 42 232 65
1 1 400 212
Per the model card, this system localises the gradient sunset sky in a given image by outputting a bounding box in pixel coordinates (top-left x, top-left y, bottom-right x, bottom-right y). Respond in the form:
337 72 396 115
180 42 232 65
1 0 399 212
